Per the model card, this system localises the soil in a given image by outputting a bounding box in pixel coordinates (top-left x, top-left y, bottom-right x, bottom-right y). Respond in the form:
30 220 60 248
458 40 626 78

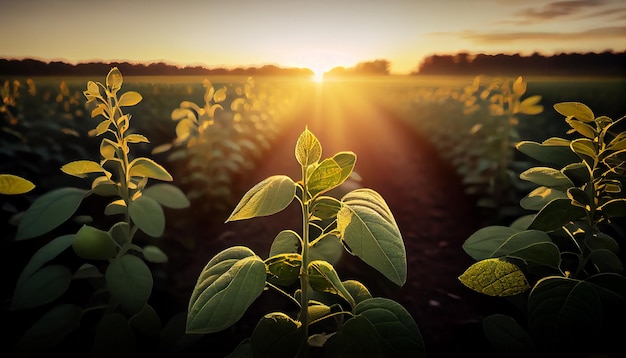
159 80 510 357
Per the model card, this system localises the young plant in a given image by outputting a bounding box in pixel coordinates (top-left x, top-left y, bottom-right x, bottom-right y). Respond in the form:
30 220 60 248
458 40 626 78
459 101 626 357
9 68 190 355
187 127 424 357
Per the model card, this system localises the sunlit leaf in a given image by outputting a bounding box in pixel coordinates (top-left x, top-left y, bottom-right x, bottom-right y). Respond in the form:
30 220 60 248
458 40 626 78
310 234 344 265
226 175 295 221
307 158 342 198
265 253 301 287
129 195 165 237
213 87 227 103
106 255 153 314
462 226 520 261
516 138 579 168
250 312 301 358
295 127 322 167
13 304 82 355
554 102 595 123
104 199 127 216
458 258 530 296
355 297 425 357
187 246 266 334
128 157 173 181
520 186 568 211
92 176 118 197
512 76 526 96
308 260 356 307
0 174 35 194
118 91 142 107
106 67 123 93
566 119 596 139
16 188 88 240
100 138 118 159
125 134 149 144
72 224 117 260
61 160 104 178
519 167 574 188
338 188 406 286
343 280 372 305
269 230 301 256
143 183 190 209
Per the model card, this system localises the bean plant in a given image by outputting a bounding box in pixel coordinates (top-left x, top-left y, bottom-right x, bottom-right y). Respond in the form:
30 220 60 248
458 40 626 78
459 101 626 357
9 68 190 356
186 127 424 357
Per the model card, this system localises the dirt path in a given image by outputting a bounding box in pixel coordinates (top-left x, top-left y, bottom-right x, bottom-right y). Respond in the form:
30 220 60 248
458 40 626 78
169 80 500 356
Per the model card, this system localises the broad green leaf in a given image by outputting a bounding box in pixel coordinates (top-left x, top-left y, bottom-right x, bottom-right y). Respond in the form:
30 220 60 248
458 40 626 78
311 195 342 220
310 234 344 265
118 91 142 107
269 230 301 256
528 277 602 348
516 139 579 168
482 314 535 358
105 198 127 216
72 224 117 260
106 67 123 92
491 229 553 257
307 158 343 198
10 265 72 310
554 102 595 123
308 260 356 308
529 198 587 231
566 119 596 139
588 249 623 273
323 315 385 358
519 167 574 188
128 157 173 181
333 151 357 183
143 183 190 209
462 226 520 261
506 242 562 274
187 246 266 334
250 312 302 358
16 187 88 240
265 253 302 287
129 195 165 237
142 245 168 263
355 297 425 357
520 186 568 211
308 304 333 323
13 304 82 355
338 188 406 286
15 234 73 288
343 280 373 305
109 221 130 247
226 175 295 222
571 138 597 166
93 312 135 357
599 198 626 218
295 127 322 167
91 176 118 197
61 160 104 178
0 174 35 194
106 255 153 315
458 258 530 296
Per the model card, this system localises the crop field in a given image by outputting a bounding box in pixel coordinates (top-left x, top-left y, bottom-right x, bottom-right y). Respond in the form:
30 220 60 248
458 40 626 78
1 71 625 356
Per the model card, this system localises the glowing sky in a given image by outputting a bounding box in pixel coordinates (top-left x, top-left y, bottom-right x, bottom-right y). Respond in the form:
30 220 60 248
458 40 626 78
2 0 625 74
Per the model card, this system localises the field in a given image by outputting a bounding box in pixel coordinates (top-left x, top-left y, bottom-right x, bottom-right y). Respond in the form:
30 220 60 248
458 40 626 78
1 73 625 356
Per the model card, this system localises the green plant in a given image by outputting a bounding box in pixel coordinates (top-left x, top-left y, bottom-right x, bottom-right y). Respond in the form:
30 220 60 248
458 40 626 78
186 127 424 357
459 101 626 357
9 68 190 356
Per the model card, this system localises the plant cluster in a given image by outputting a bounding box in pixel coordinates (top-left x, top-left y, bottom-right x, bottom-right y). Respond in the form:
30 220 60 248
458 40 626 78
186 127 424 357
8 68 190 356
459 101 626 357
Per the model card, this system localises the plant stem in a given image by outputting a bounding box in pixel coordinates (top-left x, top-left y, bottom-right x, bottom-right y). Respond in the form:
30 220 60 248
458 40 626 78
298 173 311 357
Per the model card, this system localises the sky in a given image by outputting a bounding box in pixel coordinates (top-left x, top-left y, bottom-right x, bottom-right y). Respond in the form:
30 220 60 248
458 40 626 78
1 0 625 74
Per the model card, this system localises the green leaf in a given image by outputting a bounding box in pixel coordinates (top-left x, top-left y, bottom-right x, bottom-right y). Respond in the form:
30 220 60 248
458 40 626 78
72 224 117 260
269 230 301 256
588 249 623 273
265 253 302 287
323 315 385 358
599 198 626 218
343 280 372 305
528 198 587 231
128 157 173 182
519 167 574 188
554 102 595 123
129 195 165 238
118 91 142 107
311 196 342 220
0 174 35 194
482 314 535 358
16 187 88 240
187 246 266 334
142 245 168 263
13 304 82 355
338 188 406 286
15 234 73 288
61 160 105 179
10 265 72 310
462 226 520 261
566 119 596 139
226 175 295 222
310 234 344 265
354 297 425 357
307 158 343 198
106 255 153 315
250 312 302 358
516 138 579 168
143 183 190 209
571 138 597 167
295 127 322 167
520 186 568 211
528 277 602 348
458 258 530 296
106 67 123 92
308 260 356 308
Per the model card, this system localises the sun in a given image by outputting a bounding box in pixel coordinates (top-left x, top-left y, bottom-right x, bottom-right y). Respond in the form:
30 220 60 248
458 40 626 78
311 70 325 83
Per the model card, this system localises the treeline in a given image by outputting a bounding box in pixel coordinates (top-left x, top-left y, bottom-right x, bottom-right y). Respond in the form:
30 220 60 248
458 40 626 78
414 51 625 77
0 58 314 77
326 59 391 77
